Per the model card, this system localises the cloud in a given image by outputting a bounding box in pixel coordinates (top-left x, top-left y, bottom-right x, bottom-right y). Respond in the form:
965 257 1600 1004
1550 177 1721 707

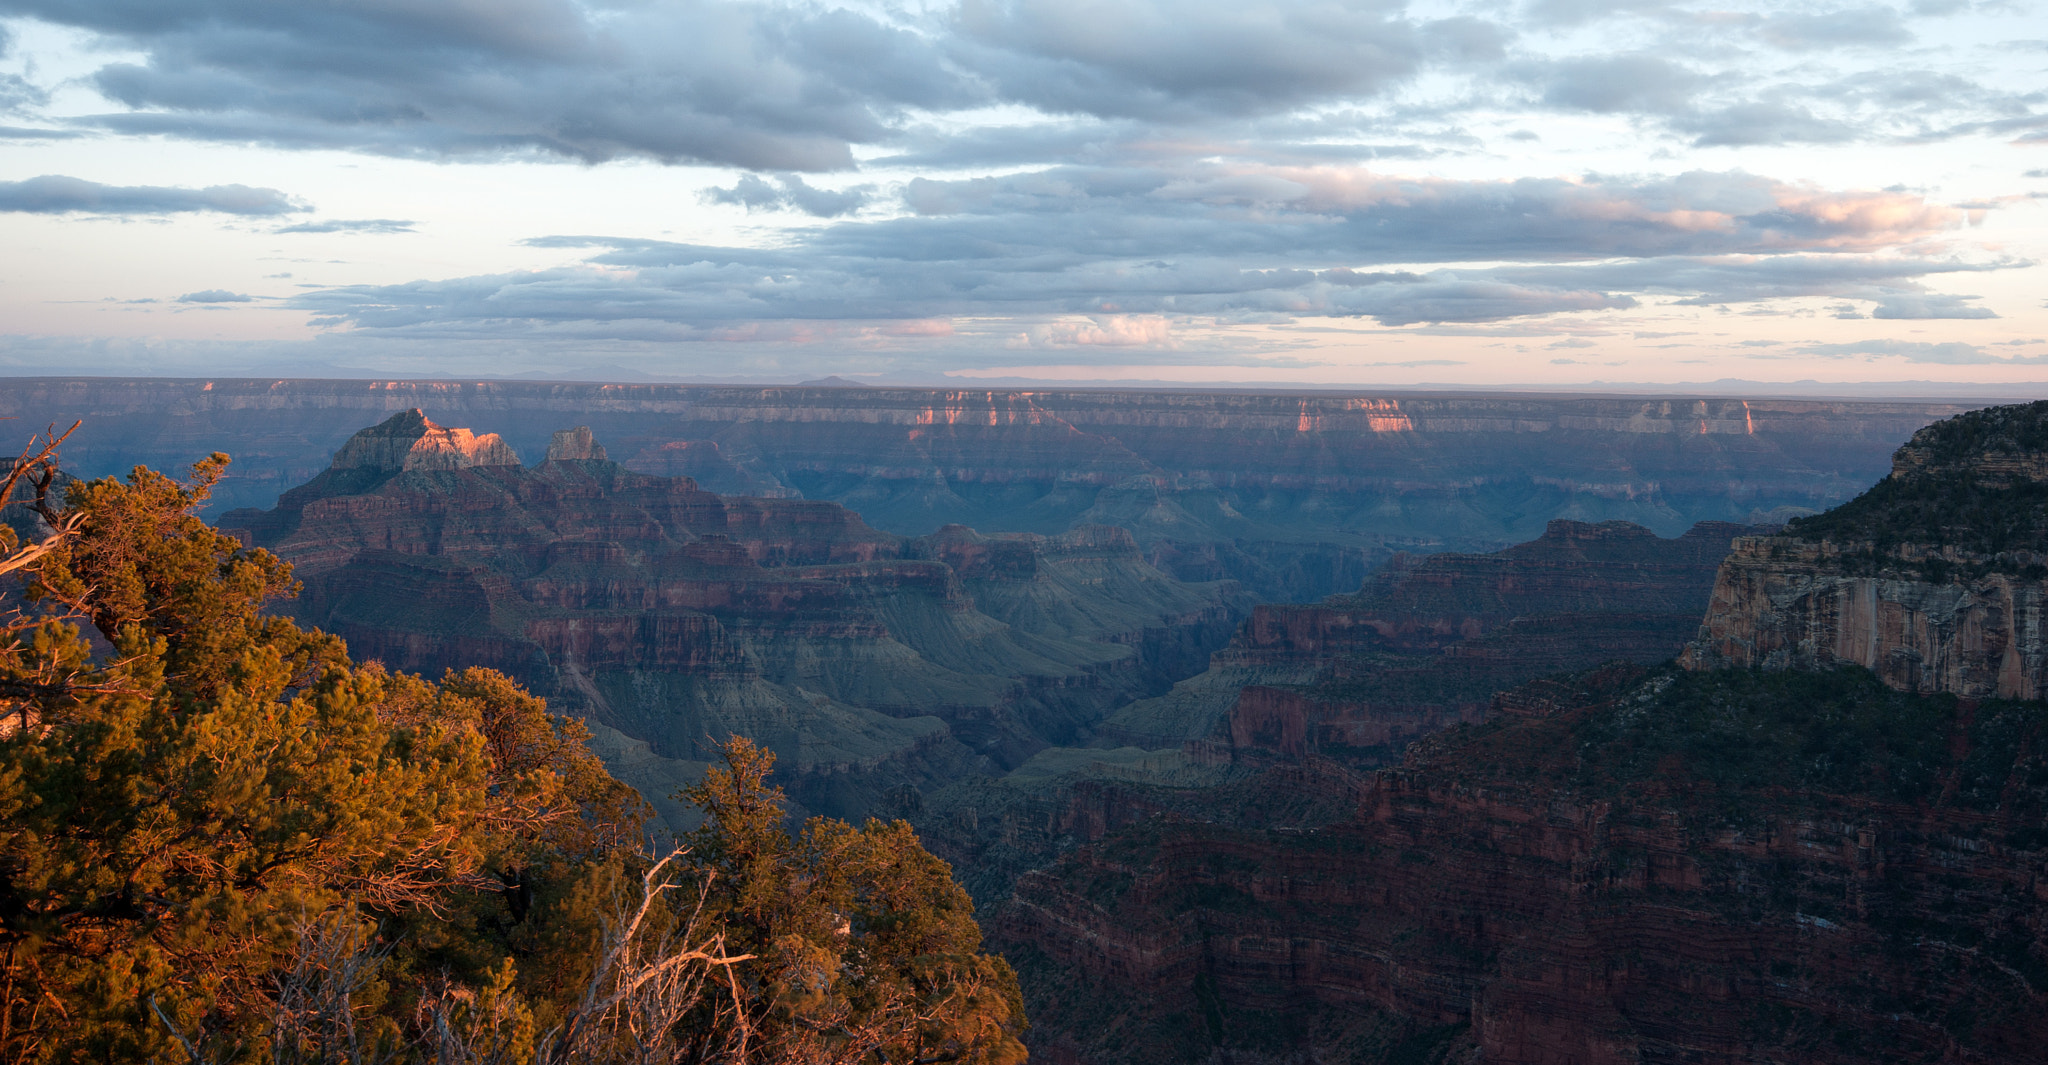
0 125 86 139
703 174 872 217
1756 8 1914 50
276 163 2006 336
1679 103 1861 147
11 0 979 171
1799 339 2048 365
1016 315 1176 348
0 175 302 216
1526 54 1706 115
951 0 1453 121
176 290 253 303
273 218 416 234
1870 294 1998 319
0 0 2030 175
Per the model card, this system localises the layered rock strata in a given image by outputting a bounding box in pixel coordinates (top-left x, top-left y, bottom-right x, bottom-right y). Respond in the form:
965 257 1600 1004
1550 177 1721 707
995 666 2048 1065
995 399 2048 1065
1685 400 2048 698
3 378 1968 601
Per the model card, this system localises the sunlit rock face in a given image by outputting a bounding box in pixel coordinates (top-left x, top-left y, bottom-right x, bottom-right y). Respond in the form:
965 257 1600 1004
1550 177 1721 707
329 408 522 471
1684 401 2048 699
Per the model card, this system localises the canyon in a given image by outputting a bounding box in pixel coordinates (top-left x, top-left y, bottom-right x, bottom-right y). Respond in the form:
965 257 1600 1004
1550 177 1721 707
223 411 1249 827
26 382 2043 1063
1 378 1968 602
991 401 2048 1064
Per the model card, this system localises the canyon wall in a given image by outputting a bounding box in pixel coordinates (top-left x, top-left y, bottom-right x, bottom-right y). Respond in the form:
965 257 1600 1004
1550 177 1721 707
994 666 2048 1065
1090 518 1756 760
1685 400 2048 699
0 378 1966 601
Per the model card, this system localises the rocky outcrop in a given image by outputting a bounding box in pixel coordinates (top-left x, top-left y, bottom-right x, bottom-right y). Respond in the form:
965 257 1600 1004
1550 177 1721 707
330 408 521 471
1685 401 2048 699
545 425 608 462
1 378 1967 602
1684 538 2047 698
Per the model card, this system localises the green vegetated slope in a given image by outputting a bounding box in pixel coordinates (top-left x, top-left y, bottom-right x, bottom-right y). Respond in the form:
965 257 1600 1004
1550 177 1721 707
899 517 1759 910
1090 517 1753 754
1786 398 2048 566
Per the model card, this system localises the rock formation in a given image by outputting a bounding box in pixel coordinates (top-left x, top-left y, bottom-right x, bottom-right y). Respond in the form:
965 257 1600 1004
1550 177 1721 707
222 412 1249 827
1684 400 2048 698
329 408 522 471
904 518 1759 910
544 425 608 462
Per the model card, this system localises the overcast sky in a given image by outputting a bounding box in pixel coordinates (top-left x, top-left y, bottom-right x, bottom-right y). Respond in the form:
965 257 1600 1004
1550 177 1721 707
0 0 2044 388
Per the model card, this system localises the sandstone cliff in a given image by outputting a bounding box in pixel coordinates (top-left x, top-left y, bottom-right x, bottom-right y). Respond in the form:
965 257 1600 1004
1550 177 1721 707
1684 400 2048 698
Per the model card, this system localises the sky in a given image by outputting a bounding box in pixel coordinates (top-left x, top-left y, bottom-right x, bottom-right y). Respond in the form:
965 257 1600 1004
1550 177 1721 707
0 0 2044 390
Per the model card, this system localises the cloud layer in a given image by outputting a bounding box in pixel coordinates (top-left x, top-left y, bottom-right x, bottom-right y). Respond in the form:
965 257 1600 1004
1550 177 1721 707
0 0 2038 376
290 164 2002 338
0 174 299 215
2 0 2034 168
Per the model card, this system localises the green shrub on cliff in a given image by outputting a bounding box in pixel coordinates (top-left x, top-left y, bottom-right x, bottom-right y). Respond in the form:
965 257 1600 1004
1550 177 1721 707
0 453 1023 1064
1786 400 2048 558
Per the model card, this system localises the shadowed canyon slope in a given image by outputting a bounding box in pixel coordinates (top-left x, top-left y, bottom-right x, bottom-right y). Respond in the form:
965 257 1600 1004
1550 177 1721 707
902 517 1759 911
1 378 1971 601
994 402 2048 1065
1089 518 1759 759
224 412 1248 827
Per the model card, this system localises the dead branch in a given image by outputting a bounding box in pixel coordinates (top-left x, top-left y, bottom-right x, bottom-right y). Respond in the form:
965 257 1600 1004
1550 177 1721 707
0 422 81 579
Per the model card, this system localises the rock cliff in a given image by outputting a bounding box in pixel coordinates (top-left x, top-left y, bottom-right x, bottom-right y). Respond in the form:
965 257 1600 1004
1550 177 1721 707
0 378 1968 601
224 411 1249 826
1684 401 2048 698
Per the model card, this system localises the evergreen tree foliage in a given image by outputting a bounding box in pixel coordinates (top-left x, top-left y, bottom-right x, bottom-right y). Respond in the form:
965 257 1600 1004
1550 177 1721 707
0 452 1025 1064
